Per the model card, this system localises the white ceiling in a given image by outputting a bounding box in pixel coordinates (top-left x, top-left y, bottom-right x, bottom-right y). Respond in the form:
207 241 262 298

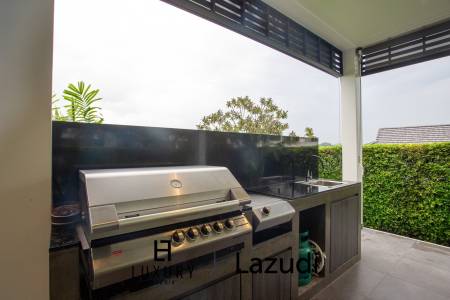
263 0 450 50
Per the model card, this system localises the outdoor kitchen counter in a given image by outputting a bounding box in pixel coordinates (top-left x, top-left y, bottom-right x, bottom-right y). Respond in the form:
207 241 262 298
49 224 81 300
287 181 361 211
289 181 362 300
247 181 361 300
49 223 80 251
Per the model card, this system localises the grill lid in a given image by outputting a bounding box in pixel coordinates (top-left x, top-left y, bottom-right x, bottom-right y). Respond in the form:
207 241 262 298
79 166 250 240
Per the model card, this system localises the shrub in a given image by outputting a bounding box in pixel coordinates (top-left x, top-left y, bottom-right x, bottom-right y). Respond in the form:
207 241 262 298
318 145 342 181
319 143 450 246
319 145 342 180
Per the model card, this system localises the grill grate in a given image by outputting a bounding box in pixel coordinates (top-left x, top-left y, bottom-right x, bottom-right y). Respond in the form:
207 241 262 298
162 0 343 77
361 20 450 76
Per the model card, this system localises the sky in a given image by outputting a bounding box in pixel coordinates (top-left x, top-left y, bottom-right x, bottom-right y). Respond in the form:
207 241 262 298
53 0 450 144
362 57 450 143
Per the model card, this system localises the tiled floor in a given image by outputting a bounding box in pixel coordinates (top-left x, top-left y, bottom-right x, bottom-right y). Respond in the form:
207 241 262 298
313 228 450 300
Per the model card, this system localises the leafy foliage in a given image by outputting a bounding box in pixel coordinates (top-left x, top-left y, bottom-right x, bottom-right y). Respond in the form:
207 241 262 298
304 127 315 138
197 96 292 135
52 94 67 121
319 143 450 246
52 81 103 123
63 82 103 123
318 145 342 180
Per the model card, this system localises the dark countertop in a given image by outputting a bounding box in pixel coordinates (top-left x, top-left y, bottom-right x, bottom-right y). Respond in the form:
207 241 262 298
287 181 361 212
49 223 80 252
247 180 359 200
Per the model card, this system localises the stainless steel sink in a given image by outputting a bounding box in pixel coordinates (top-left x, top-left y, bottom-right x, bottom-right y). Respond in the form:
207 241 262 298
307 179 343 187
296 179 344 187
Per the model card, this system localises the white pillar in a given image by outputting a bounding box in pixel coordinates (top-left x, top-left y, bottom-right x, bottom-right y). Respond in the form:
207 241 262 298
0 1 53 299
340 49 362 182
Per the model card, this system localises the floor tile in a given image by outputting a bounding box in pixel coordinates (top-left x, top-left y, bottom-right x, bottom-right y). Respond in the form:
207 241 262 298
313 285 368 300
403 241 450 273
362 229 414 256
368 275 448 300
361 244 402 274
388 256 450 298
327 262 386 298
314 229 450 300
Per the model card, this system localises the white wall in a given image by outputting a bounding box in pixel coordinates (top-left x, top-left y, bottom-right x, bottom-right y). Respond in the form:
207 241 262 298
340 49 362 182
0 1 53 299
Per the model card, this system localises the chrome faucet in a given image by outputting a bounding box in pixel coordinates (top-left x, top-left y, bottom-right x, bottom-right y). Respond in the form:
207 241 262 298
305 154 324 182
305 169 313 182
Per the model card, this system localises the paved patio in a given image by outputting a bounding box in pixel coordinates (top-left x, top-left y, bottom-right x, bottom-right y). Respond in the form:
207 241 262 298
313 228 450 300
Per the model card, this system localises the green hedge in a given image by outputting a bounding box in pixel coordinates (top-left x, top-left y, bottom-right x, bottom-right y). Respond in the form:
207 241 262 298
319 143 450 246
318 145 342 181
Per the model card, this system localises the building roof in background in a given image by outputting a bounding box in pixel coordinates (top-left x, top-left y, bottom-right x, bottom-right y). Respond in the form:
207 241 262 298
376 124 450 144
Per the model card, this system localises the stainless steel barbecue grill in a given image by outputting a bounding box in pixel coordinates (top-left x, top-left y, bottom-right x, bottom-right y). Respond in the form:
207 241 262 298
78 166 252 295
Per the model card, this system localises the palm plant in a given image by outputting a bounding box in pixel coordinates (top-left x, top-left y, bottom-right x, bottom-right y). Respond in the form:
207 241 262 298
52 94 68 121
305 127 315 138
62 81 103 123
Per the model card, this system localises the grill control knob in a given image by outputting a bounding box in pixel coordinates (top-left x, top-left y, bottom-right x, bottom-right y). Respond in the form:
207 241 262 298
262 206 271 216
171 230 185 246
213 221 224 233
224 219 235 230
200 224 213 236
186 227 200 241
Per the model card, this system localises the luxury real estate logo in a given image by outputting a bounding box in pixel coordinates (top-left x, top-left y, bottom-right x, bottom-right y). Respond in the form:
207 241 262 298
129 240 195 285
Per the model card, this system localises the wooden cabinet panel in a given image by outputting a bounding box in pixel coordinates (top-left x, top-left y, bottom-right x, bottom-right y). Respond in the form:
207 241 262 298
330 196 359 273
182 274 241 300
252 249 291 300
49 247 80 300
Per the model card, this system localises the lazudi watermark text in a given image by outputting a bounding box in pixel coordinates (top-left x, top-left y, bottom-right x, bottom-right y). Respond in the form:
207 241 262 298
235 251 312 274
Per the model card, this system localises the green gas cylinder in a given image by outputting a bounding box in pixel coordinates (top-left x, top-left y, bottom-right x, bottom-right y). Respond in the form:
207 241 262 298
298 231 314 286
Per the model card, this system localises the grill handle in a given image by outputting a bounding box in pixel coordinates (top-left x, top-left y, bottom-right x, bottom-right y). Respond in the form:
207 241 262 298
118 200 241 230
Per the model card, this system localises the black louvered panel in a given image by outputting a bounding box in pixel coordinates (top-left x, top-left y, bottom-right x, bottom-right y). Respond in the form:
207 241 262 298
319 41 332 69
305 32 319 60
332 51 343 74
288 22 306 54
361 20 450 76
215 0 242 24
191 0 211 9
162 0 343 77
267 7 288 46
243 1 267 36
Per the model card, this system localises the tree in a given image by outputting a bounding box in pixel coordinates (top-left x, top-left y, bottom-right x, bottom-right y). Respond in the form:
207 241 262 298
304 127 315 138
197 96 294 135
52 81 104 123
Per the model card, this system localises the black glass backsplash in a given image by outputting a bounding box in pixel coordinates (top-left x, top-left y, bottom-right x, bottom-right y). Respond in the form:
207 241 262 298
52 121 318 204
